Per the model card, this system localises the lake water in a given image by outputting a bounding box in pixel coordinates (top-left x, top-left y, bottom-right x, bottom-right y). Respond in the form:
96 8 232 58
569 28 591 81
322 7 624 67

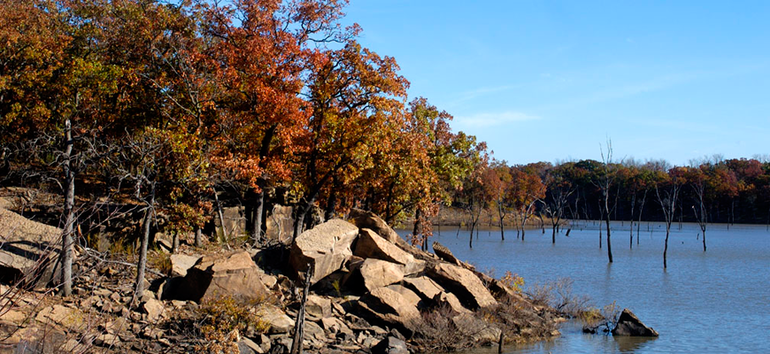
418 221 770 354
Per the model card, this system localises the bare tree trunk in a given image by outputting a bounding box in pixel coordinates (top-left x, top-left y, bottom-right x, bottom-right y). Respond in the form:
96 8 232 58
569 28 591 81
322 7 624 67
629 193 636 249
60 120 75 297
135 181 155 301
194 227 202 247
214 188 227 242
663 221 671 269
291 264 314 354
599 220 602 248
637 190 647 244
498 202 506 241
251 184 265 245
172 231 179 253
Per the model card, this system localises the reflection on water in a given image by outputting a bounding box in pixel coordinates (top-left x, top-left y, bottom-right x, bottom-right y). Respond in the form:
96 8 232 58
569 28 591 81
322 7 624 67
409 221 770 354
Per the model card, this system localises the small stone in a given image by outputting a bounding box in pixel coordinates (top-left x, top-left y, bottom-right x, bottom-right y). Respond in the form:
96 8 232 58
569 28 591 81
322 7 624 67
141 298 165 322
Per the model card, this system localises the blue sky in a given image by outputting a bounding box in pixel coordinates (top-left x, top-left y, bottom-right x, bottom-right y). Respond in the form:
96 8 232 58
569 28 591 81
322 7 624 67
342 1 770 166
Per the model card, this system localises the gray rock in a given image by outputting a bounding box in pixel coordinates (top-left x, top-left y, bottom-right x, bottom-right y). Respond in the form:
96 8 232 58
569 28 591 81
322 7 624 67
371 336 408 354
451 313 501 344
431 241 460 265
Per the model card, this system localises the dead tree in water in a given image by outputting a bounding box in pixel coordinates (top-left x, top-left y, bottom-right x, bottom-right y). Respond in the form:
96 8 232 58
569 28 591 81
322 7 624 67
654 167 684 269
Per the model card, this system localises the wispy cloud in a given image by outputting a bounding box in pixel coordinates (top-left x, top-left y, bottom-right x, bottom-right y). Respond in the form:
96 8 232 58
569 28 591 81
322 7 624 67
456 111 541 128
453 84 521 103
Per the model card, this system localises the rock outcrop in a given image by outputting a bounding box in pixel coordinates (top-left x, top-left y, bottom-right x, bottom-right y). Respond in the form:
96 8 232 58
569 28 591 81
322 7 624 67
0 208 61 289
612 309 659 336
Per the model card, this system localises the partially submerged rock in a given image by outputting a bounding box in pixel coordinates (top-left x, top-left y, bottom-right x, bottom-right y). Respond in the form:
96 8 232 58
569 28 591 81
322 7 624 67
612 309 659 336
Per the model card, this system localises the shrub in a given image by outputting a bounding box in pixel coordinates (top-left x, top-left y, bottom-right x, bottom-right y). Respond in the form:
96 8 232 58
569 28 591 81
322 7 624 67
195 296 270 353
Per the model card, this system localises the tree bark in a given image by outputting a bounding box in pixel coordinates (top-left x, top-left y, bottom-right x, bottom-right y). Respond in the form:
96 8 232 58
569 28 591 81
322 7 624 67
291 264 314 354
60 119 75 297
413 208 423 250
135 181 155 301
214 188 227 242
194 227 202 247
251 184 265 246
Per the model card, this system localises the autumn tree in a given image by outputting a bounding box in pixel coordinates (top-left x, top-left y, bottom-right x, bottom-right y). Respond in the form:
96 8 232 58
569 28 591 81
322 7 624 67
295 40 408 240
202 0 354 244
508 166 543 239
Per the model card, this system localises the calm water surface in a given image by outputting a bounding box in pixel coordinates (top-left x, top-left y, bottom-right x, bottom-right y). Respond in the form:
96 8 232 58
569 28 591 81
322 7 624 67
416 221 770 354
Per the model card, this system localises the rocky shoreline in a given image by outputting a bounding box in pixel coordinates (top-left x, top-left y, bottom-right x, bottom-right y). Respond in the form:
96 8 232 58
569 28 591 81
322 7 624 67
1 207 565 354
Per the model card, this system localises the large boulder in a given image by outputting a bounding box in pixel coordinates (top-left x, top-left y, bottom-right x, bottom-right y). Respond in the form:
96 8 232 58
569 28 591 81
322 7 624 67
612 309 659 336
427 263 497 309
0 208 61 289
181 251 270 303
347 209 400 243
359 259 404 292
289 219 359 285
358 287 423 334
355 229 425 275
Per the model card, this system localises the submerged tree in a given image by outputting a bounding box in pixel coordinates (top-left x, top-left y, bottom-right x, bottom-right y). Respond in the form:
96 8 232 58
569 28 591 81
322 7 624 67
654 166 685 269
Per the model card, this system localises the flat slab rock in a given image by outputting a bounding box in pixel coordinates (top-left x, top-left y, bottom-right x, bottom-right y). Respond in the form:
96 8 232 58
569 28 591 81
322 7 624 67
427 262 497 309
